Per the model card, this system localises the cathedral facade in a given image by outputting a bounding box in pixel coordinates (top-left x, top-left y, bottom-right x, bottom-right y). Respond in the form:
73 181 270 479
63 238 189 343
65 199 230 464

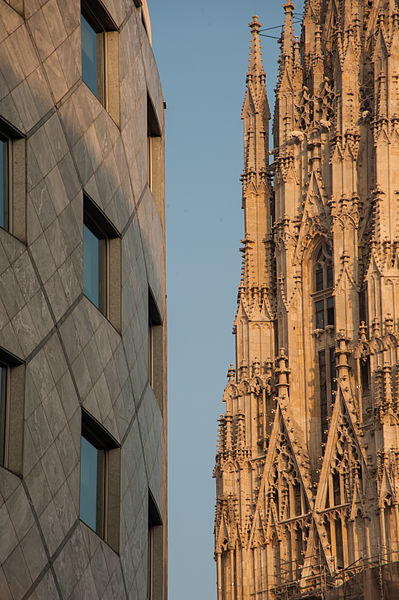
214 1 399 598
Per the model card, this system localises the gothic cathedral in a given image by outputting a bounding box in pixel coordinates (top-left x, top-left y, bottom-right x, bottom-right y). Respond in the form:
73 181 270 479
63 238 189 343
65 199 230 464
214 1 399 598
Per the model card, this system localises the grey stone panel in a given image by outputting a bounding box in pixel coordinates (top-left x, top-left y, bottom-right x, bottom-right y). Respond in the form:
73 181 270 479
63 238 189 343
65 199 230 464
0 2 166 597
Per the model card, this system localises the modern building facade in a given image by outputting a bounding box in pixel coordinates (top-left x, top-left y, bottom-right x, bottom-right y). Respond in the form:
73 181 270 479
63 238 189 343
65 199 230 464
0 0 166 598
214 1 399 598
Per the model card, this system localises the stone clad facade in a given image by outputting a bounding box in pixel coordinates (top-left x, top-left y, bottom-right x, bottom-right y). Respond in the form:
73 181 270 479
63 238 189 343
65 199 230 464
214 2 399 598
0 1 167 598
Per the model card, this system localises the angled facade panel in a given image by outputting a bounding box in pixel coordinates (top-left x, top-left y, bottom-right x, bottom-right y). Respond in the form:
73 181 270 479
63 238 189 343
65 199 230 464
0 1 167 598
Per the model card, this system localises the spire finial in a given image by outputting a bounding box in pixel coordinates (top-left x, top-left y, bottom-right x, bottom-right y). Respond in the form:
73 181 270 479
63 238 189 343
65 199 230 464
281 1 295 64
247 14 265 87
283 1 295 14
249 14 261 32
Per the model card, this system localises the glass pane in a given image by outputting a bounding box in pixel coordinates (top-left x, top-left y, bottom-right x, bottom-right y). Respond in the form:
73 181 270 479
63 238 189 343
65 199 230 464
327 297 335 326
316 301 324 329
0 140 8 229
83 224 100 307
315 267 323 291
0 367 6 465
327 265 333 288
98 238 106 312
80 435 98 531
81 15 98 97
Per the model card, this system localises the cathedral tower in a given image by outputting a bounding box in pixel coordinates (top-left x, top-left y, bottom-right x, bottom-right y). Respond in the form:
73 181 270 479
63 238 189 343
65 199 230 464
214 2 399 598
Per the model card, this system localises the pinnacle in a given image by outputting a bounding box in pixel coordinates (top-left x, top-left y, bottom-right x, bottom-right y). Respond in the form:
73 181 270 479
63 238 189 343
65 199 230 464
283 1 295 13
249 14 262 31
246 13 265 84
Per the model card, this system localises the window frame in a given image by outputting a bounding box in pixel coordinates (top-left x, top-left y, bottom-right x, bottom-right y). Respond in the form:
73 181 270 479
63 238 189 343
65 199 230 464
83 194 121 330
147 94 162 193
312 242 336 446
81 0 120 123
0 362 8 467
312 243 334 331
0 134 10 231
148 288 163 411
148 491 163 600
0 117 25 242
0 346 24 476
80 410 121 551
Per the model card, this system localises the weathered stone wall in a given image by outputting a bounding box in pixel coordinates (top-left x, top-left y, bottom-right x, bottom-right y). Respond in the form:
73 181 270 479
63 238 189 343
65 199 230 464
0 1 166 598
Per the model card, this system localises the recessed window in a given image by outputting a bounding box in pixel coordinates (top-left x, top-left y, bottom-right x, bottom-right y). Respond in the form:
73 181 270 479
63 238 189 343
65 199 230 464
147 94 162 194
0 365 7 465
80 433 105 534
148 491 163 600
313 242 336 446
83 220 106 311
0 118 25 241
0 347 24 475
313 242 334 330
80 410 121 551
149 289 163 411
83 194 121 329
81 1 120 123
0 137 9 230
81 14 104 101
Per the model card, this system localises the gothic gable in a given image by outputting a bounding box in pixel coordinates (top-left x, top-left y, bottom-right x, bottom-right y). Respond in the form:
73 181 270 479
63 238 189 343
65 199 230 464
295 171 331 261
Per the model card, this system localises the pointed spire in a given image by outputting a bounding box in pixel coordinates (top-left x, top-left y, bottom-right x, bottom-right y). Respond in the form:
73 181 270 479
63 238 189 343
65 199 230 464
246 15 266 97
282 2 295 63
242 15 269 186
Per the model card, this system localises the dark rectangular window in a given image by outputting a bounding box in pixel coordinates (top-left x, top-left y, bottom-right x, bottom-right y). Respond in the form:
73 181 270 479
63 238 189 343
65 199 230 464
83 221 106 311
149 289 163 410
293 483 301 517
0 365 7 465
361 358 370 392
81 1 120 123
148 492 163 600
327 265 333 288
335 518 344 568
333 472 341 506
327 297 335 326
0 347 24 475
80 410 120 549
80 433 105 535
83 194 121 324
0 117 26 242
147 95 162 191
81 14 102 99
0 138 8 230
319 350 327 444
315 267 323 292
316 300 324 329
359 288 367 324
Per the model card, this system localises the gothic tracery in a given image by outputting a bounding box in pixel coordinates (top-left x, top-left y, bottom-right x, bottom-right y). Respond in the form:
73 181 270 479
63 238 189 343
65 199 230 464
215 2 399 598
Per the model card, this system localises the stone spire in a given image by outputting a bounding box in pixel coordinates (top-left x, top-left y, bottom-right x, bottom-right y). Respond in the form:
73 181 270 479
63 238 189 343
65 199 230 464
281 1 295 68
241 15 269 187
246 15 265 99
216 1 399 598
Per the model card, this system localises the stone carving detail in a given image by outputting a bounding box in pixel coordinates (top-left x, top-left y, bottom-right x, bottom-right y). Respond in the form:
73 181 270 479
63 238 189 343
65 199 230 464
215 2 399 598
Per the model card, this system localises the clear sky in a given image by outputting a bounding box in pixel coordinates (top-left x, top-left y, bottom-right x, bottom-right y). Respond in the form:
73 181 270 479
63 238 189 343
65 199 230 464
149 1 304 598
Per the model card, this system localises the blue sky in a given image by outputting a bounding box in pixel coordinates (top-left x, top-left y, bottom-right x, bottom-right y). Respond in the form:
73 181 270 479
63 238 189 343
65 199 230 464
149 1 304 598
